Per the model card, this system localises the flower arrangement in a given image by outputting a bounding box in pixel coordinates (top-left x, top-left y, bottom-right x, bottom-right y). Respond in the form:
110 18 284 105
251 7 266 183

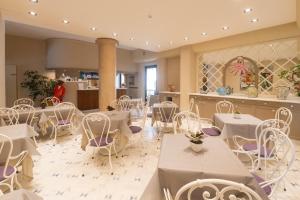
279 64 300 96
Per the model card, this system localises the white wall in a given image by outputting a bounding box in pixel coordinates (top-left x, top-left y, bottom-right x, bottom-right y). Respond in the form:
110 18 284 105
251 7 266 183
0 13 6 106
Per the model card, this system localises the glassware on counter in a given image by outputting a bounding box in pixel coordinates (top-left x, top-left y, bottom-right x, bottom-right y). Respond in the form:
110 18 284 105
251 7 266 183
276 86 290 100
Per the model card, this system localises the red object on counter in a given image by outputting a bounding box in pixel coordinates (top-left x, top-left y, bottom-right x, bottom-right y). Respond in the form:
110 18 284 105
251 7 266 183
54 85 65 102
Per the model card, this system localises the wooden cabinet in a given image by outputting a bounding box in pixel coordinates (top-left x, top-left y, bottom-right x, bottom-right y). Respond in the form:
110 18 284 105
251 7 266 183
77 90 99 110
190 94 300 140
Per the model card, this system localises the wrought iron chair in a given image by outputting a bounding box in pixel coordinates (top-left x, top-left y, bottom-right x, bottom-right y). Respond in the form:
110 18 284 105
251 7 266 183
164 178 263 200
0 108 19 126
216 100 234 113
157 101 178 138
81 112 118 174
13 98 34 106
275 107 292 126
173 111 201 135
0 134 28 190
118 95 131 111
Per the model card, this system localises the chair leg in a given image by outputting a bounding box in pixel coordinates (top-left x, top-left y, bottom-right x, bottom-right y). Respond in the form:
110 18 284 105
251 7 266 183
113 142 118 158
13 174 22 189
107 147 113 175
53 127 58 145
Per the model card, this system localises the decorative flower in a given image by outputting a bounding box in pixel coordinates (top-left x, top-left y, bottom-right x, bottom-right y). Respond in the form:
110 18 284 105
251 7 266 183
230 56 249 76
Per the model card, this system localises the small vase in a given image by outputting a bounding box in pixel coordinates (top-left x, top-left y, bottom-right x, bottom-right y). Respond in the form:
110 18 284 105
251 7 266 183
233 113 241 119
190 142 203 152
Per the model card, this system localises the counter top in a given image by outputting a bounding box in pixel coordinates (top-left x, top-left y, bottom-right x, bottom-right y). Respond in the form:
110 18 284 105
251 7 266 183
190 92 300 104
77 88 99 91
159 91 180 95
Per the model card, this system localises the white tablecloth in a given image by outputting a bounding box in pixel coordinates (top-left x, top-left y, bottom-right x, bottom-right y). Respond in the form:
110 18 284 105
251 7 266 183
0 189 43 200
214 113 262 139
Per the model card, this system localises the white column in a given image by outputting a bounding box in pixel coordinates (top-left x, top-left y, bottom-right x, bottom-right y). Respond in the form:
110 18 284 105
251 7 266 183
179 46 196 110
0 12 5 107
157 58 167 92
297 0 300 28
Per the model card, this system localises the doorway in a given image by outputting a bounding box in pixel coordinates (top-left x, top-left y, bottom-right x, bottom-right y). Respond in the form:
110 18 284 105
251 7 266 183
145 65 157 99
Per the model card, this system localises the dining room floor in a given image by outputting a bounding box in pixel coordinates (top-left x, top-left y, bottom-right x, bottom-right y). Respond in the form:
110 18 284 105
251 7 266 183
21 119 300 200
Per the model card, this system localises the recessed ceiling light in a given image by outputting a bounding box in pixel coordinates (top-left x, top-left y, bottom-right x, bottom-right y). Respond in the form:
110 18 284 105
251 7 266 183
29 0 38 3
244 8 253 14
169 41 173 45
157 44 161 48
201 32 207 36
250 18 259 23
129 37 134 41
184 37 188 41
145 41 149 46
28 11 37 16
112 32 118 37
63 19 70 24
90 27 97 31
222 26 229 30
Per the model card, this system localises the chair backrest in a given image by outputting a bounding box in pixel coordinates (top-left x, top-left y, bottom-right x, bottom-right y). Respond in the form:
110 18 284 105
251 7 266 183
14 98 34 106
174 179 263 200
119 95 130 101
0 134 14 179
216 100 234 113
54 102 76 125
254 127 295 197
255 119 290 140
0 108 19 126
159 101 178 123
81 112 111 147
275 107 292 126
12 104 35 125
189 98 195 112
148 95 160 107
118 95 131 111
173 111 201 135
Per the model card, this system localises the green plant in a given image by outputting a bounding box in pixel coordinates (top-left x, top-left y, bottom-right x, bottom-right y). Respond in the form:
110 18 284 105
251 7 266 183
185 132 205 144
21 70 53 102
279 64 300 96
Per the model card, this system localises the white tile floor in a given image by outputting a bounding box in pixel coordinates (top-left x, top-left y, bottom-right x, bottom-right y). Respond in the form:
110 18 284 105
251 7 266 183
23 119 300 200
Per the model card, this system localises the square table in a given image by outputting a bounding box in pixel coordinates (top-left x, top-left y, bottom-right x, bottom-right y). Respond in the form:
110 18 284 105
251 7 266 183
0 124 40 179
214 113 262 139
141 134 269 200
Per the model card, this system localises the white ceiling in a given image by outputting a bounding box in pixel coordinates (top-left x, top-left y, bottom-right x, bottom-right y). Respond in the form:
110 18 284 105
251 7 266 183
0 0 296 52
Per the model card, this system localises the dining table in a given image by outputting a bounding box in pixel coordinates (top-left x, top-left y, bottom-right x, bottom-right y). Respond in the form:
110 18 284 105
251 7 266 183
140 134 269 200
80 111 132 154
0 124 40 179
214 113 262 139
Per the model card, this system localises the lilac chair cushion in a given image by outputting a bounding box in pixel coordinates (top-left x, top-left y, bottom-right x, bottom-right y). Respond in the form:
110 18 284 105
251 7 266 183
251 173 272 195
0 166 15 181
202 127 221 136
129 126 142 134
90 136 113 147
58 120 70 125
243 143 273 157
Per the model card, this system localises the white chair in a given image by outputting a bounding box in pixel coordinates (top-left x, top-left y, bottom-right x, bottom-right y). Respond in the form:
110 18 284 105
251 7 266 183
173 111 201 135
251 127 295 198
216 100 234 113
11 104 36 126
13 98 34 106
118 95 131 111
157 101 178 137
43 96 60 106
233 119 290 169
81 113 118 174
164 178 263 200
0 134 28 190
0 182 12 195
275 107 292 126
50 102 76 143
0 108 19 126
189 98 195 112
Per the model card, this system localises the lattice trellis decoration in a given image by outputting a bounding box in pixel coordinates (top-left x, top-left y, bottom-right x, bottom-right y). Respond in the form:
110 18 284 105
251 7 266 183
198 38 300 95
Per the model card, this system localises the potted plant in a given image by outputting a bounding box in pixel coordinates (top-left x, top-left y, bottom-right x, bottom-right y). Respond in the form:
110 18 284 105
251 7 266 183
279 64 300 97
234 110 241 119
185 131 205 152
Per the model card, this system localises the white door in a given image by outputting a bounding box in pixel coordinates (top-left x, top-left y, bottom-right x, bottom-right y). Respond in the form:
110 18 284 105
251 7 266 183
5 65 17 107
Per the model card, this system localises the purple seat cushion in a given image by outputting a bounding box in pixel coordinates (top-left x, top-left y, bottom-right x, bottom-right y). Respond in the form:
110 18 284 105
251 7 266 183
251 173 272 195
0 166 15 181
90 136 113 147
243 143 273 157
129 126 142 134
58 120 70 125
202 127 221 136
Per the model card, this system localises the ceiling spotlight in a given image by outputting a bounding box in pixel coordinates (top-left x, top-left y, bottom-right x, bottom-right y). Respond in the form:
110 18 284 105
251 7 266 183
112 32 118 37
28 11 37 16
29 0 38 3
129 37 134 41
222 26 229 30
169 41 173 45
250 18 259 23
184 37 188 41
201 32 207 36
244 8 253 14
63 19 70 24
90 27 97 31
157 44 161 48
145 41 149 46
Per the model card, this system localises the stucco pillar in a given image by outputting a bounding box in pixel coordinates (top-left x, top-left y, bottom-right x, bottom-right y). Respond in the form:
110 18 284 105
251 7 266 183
157 58 167 92
95 38 118 111
297 0 300 28
179 46 196 110
0 12 5 107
